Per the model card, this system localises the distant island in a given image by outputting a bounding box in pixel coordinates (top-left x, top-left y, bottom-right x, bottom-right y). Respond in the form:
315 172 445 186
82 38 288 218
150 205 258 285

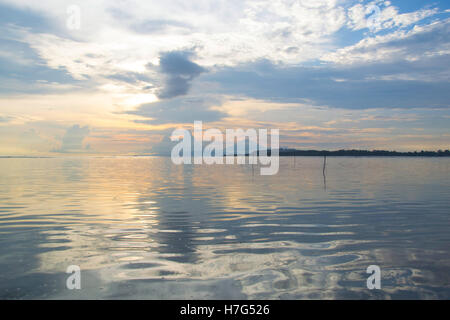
273 149 450 157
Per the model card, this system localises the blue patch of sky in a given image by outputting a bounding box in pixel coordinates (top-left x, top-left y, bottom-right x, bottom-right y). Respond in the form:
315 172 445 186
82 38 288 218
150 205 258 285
331 0 450 54
0 3 55 33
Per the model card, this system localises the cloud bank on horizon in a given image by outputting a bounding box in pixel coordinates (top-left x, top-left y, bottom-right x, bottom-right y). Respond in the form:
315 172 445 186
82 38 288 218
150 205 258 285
0 0 449 154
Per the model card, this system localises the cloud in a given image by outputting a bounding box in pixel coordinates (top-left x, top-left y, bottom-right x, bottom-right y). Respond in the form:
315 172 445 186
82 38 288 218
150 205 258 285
0 0 347 75
128 95 226 124
55 124 90 153
131 19 192 34
2 0 445 96
198 19 450 110
149 134 177 156
0 36 82 94
324 19 450 65
202 53 450 110
0 2 57 34
0 0 449 153
151 51 206 99
0 116 11 123
347 2 438 33
105 71 152 85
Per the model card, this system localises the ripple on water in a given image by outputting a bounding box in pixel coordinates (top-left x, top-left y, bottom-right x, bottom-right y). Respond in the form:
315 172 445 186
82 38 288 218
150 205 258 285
0 157 449 299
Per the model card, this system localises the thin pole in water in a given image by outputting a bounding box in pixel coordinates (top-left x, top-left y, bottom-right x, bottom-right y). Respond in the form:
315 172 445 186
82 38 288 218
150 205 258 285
293 151 296 168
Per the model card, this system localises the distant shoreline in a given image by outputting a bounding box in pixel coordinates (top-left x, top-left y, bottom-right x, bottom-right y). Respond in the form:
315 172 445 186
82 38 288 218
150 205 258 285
1 149 450 158
276 149 450 157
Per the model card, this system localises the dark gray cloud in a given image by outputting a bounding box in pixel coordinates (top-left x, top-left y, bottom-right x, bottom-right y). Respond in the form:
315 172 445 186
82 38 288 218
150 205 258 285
201 54 450 109
55 125 90 153
151 51 206 99
0 38 84 94
128 96 226 124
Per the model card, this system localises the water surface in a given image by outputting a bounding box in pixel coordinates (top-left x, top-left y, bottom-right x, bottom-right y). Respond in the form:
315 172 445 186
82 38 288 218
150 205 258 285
0 157 449 299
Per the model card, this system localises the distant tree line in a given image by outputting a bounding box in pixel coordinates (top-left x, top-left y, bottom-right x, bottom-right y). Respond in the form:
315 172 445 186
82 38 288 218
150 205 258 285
274 149 450 157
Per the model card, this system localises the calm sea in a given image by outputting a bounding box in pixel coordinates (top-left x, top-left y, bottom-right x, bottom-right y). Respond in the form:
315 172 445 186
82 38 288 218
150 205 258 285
0 157 449 299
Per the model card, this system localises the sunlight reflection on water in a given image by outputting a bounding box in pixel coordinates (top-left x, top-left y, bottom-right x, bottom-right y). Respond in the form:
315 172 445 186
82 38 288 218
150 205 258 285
0 157 449 299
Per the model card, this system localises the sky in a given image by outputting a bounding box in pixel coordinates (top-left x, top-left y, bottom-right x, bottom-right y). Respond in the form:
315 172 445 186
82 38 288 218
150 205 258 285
0 0 449 155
